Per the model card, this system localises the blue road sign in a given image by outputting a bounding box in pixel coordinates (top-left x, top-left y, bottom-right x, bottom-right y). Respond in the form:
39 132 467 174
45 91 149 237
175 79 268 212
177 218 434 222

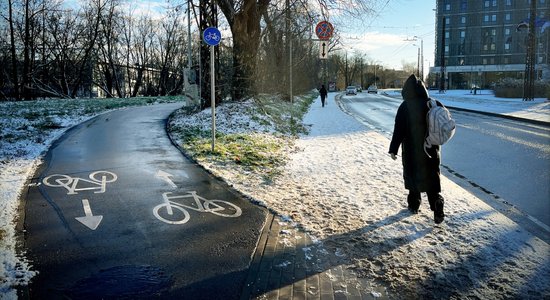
203 27 221 46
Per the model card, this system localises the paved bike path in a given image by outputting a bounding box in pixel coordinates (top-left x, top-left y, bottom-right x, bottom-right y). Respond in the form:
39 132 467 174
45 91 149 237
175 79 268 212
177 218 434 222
23 103 267 299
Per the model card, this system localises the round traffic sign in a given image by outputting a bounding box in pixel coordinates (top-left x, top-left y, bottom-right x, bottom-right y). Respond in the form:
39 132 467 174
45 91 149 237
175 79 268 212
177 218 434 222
203 27 221 46
315 21 334 40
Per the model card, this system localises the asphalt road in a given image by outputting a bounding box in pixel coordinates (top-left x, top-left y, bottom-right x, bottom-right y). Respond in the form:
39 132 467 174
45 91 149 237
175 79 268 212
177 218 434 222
23 103 267 299
338 93 550 230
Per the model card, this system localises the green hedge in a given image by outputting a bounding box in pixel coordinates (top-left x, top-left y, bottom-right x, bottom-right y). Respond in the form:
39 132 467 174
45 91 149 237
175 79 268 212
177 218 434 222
494 78 549 98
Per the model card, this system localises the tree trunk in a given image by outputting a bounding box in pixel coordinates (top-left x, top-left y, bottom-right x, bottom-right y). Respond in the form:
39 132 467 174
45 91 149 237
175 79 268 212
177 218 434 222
8 0 20 100
131 67 143 97
218 0 270 101
231 9 262 100
22 0 32 100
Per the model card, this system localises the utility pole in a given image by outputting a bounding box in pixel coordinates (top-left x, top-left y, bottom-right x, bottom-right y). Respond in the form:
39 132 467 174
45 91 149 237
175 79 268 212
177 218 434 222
417 47 420 78
523 0 536 101
439 16 446 93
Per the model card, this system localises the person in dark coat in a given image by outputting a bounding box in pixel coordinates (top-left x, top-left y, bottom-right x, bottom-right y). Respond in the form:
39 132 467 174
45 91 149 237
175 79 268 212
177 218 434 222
389 74 445 224
319 85 328 107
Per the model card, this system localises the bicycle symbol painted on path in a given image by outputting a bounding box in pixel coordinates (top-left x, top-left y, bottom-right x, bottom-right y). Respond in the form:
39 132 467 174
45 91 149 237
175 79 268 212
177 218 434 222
43 171 118 195
153 191 242 225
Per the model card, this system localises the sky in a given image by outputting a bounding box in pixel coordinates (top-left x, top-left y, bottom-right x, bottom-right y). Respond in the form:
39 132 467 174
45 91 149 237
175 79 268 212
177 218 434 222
337 0 437 72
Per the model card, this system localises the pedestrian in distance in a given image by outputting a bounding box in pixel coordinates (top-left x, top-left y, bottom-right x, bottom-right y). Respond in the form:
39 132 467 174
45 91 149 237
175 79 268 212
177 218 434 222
388 74 445 224
319 84 328 107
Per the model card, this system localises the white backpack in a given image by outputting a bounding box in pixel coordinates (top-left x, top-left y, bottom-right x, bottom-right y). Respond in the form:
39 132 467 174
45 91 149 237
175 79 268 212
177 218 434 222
424 98 456 158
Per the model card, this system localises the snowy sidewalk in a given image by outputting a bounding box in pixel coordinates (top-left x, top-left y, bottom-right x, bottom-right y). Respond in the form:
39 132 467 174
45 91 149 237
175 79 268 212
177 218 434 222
237 93 550 299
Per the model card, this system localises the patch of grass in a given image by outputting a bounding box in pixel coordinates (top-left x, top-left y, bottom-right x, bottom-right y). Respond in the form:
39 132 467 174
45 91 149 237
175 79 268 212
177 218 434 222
171 91 317 182
23 111 42 120
181 131 287 171
35 118 64 130
253 92 316 135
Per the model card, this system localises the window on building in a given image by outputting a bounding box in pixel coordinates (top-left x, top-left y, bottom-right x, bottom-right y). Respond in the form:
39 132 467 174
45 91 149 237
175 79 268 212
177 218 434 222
445 4 451 10
483 58 488 64
461 16 466 24
492 0 497 6
505 28 511 35
506 0 512 5
484 0 490 7
461 1 467 10
483 44 488 51
460 31 466 38
445 45 449 53
504 57 510 64
505 43 511 50
484 15 489 22
491 29 496 35
491 43 496 50
445 31 450 38
492 15 497 22
506 13 511 21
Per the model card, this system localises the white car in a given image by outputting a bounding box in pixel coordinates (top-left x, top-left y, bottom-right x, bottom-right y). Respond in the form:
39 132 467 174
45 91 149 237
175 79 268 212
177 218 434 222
367 85 378 94
346 86 357 95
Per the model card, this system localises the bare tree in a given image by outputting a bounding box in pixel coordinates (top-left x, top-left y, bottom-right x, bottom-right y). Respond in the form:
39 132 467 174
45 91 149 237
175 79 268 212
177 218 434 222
96 0 125 98
214 0 380 100
155 8 186 96
217 0 270 100
6 0 20 100
131 15 156 97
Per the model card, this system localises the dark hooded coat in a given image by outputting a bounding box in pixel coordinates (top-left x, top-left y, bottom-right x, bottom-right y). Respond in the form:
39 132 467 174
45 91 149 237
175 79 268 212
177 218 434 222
389 75 441 193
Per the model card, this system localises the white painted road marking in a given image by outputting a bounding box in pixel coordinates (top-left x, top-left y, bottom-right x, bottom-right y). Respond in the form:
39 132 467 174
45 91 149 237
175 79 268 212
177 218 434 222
43 171 118 195
156 170 177 188
75 199 103 230
153 191 242 225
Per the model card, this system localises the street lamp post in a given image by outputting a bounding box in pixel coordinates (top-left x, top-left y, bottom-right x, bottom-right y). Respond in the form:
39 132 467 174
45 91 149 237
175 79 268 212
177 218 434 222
413 36 424 80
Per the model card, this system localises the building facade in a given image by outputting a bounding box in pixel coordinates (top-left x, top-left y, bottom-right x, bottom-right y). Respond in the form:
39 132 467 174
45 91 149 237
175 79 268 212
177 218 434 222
432 0 550 89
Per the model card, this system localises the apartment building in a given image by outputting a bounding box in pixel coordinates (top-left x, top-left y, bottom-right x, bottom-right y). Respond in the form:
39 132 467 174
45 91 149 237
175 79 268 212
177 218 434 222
432 0 549 89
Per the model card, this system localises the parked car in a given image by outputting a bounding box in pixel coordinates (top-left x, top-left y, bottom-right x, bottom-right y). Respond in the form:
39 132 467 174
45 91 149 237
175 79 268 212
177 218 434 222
367 85 378 94
346 86 357 95
356 86 362 92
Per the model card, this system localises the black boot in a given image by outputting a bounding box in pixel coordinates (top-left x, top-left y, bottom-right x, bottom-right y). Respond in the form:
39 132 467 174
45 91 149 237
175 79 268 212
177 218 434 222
407 192 421 214
432 194 445 224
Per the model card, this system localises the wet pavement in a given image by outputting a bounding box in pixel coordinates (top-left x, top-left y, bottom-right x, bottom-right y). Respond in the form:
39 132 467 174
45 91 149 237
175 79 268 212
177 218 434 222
23 103 267 299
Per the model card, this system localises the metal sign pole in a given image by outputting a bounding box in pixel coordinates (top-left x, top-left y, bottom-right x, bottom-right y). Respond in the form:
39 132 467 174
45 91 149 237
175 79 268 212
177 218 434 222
203 26 221 152
210 45 215 151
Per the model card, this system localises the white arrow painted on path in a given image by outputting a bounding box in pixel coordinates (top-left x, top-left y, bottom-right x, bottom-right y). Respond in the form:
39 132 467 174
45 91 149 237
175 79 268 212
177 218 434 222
156 170 179 188
75 199 103 230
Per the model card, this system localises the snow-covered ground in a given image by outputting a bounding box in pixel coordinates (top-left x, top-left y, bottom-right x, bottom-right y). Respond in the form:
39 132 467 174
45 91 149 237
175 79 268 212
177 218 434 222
1 91 549 298
169 91 550 298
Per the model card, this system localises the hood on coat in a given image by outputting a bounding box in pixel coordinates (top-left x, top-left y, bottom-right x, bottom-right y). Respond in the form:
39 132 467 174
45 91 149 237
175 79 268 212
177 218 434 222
401 74 429 101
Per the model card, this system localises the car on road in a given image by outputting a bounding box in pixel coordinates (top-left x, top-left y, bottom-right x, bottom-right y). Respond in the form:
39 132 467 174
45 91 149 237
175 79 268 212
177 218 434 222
346 86 357 95
367 85 378 94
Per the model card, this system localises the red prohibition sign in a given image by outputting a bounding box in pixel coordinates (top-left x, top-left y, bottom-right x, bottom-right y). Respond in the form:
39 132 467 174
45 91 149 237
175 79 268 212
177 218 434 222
315 21 334 40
